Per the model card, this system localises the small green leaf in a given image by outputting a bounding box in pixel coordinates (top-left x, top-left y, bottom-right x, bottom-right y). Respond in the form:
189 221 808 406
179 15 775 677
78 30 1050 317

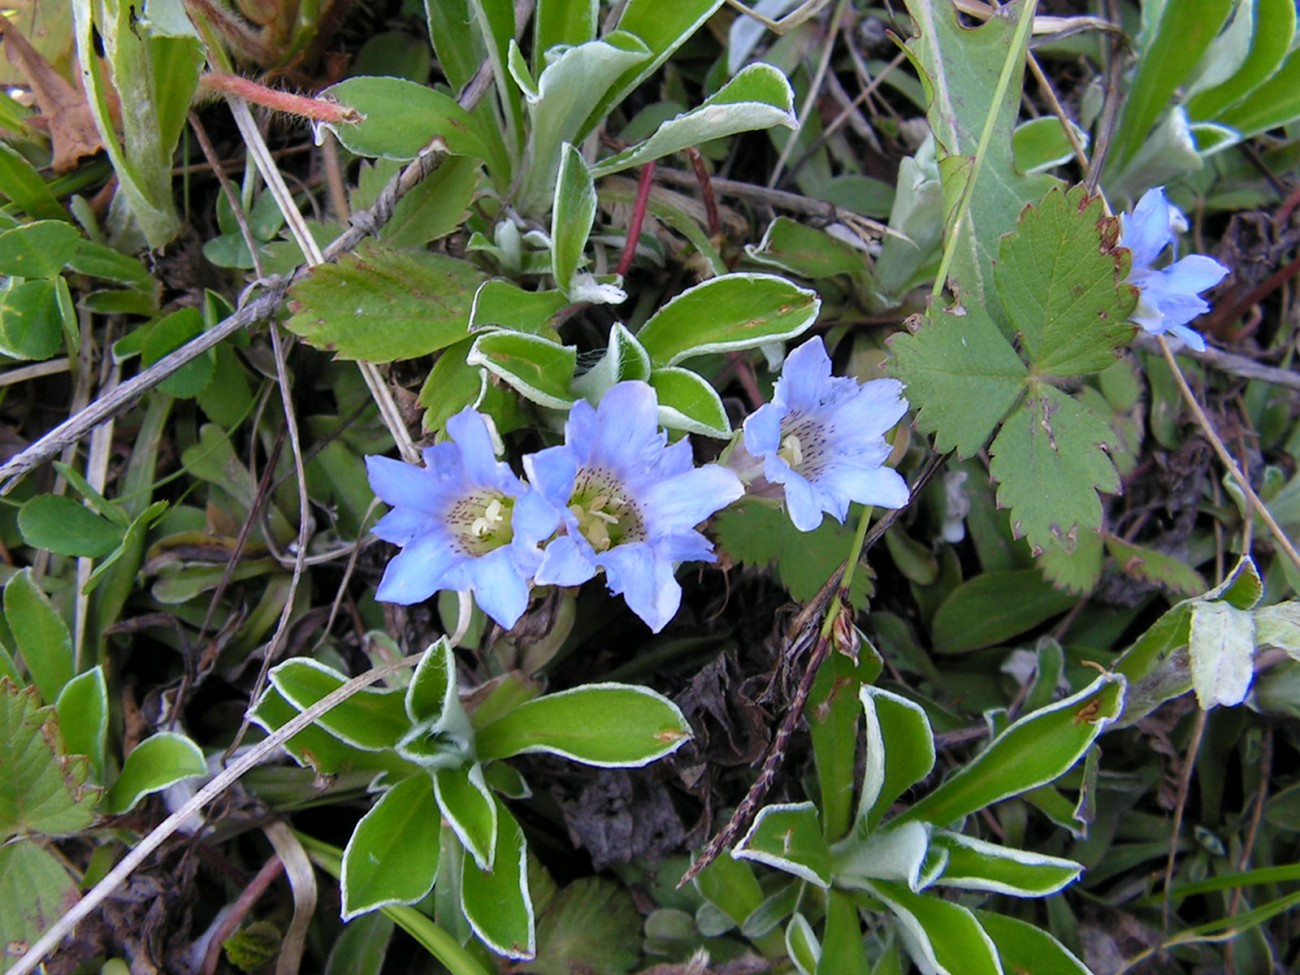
249 685 417 777
1012 117 1088 175
930 832 1082 897
286 241 484 361
649 367 731 438
55 667 108 782
572 322 652 401
996 186 1136 377
67 239 155 289
887 302 1028 458
1187 0 1296 123
18 495 125 558
531 877 642 975
1190 600 1257 709
1104 535 1207 597
744 217 868 280
1107 0 1235 172
535 0 597 55
269 659 409 752
0 142 70 222
0 842 80 953
931 569 1079 654
552 144 596 294
834 819 933 891
3 569 73 705
433 764 498 871
975 910 1091 975
817 890 871 975
785 913 820 975
636 273 819 367
460 801 535 959
989 385 1121 554
341 774 441 919
103 731 206 814
733 801 832 887
590 63 796 177
0 278 65 361
405 637 457 727
475 683 691 767
858 686 935 830
0 220 82 277
893 674 1124 828
380 155 483 248
141 307 215 398
469 281 566 335
1215 46 1300 141
320 76 504 173
866 879 1003 975
0 679 97 836
466 331 577 409
1256 602 1300 657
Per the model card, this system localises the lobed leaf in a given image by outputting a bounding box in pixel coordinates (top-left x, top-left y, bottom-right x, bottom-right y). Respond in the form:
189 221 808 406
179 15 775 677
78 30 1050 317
0 679 96 837
887 302 1027 458
989 385 1121 554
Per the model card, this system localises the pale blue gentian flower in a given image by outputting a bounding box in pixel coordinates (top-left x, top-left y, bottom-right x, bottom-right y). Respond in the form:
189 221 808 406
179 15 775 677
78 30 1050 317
1119 187 1229 352
731 336 909 532
524 381 744 633
366 408 558 630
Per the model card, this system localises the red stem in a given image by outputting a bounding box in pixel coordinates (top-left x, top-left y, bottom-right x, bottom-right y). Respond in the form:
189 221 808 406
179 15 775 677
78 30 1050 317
686 147 721 238
199 72 362 125
615 161 656 278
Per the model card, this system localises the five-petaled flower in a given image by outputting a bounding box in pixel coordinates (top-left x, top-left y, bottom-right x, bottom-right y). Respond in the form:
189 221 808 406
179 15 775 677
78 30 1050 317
365 408 557 630
524 381 744 633
730 336 909 532
1119 186 1229 352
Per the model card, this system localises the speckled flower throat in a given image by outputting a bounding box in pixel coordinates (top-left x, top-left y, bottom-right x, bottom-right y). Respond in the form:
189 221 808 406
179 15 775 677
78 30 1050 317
446 490 515 555
567 468 646 552
778 411 829 480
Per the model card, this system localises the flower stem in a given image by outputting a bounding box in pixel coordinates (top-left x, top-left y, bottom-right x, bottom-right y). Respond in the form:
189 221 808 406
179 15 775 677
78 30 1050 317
1157 336 1300 573
615 161 656 277
199 71 363 125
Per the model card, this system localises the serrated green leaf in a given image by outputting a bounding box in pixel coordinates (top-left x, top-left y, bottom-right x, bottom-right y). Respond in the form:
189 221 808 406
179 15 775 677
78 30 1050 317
552 144 596 293
975 910 1091 975
18 495 125 558
461 800 535 959
0 679 96 837
711 502 870 603
1190 600 1257 709
858 686 935 830
649 367 731 437
1037 526 1104 594
434 764 498 871
636 274 819 367
286 241 484 361
530 876 641 975
733 801 832 888
269 659 409 751
893 674 1123 828
103 731 206 814
867 879 1003 975
0 842 80 953
989 385 1120 554
996 186 1136 376
902 0 1058 323
887 302 1027 457
475 683 690 767
0 220 82 278
590 63 796 178
930 831 1081 896
3 569 73 705
466 331 577 409
341 774 441 919
931 569 1079 654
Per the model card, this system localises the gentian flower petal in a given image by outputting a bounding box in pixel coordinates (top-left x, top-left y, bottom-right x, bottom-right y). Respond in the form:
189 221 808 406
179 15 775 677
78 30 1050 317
734 337 909 532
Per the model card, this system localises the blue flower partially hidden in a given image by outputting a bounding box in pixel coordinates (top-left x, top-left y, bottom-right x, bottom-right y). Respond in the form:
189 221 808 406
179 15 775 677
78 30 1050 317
524 382 744 633
1120 187 1229 352
366 408 557 630
733 337 909 532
